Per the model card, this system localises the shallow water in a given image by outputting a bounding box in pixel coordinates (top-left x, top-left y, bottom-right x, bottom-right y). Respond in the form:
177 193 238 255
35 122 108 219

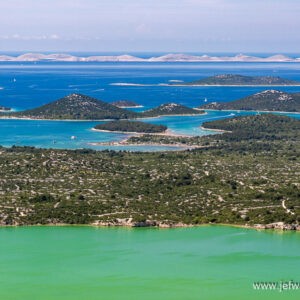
1 61 300 151
0 226 299 300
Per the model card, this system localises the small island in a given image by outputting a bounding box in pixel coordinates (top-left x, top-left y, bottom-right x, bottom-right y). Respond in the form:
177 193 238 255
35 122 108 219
94 120 167 134
142 103 204 117
2 93 139 120
111 100 143 108
199 90 300 112
0 105 11 112
172 74 300 86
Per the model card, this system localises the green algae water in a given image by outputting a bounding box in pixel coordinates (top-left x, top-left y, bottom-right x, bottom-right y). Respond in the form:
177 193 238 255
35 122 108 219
0 226 299 300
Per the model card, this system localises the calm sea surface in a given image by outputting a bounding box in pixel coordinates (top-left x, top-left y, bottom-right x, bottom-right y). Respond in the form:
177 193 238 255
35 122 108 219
0 61 300 150
1 62 300 300
0 226 299 300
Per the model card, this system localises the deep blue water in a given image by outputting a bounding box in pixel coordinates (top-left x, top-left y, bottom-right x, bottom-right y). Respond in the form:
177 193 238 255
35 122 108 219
0 62 300 151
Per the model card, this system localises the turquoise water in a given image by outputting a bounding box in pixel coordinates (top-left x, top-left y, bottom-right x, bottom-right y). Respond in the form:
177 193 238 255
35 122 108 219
1 61 300 150
0 226 299 300
0 110 299 151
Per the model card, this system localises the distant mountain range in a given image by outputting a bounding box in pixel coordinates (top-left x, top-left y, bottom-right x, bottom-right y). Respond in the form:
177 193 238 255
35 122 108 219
1 53 300 62
200 90 300 112
176 74 300 86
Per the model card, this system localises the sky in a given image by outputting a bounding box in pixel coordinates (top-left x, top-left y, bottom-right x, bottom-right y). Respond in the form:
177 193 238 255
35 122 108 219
0 0 300 53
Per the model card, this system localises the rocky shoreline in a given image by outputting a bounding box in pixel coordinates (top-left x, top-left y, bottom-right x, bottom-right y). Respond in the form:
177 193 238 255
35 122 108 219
2 219 299 231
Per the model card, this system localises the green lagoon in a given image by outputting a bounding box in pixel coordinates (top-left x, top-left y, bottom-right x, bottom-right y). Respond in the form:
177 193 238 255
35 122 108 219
0 226 299 300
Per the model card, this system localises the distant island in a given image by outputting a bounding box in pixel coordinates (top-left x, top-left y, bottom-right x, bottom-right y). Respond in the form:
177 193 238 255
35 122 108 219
111 100 142 108
175 74 300 86
94 120 167 134
1 52 300 62
142 103 204 117
199 90 300 112
3 94 139 120
1 94 204 120
0 105 11 112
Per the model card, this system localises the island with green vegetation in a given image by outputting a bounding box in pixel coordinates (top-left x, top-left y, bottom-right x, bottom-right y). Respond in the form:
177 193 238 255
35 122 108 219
94 120 167 133
0 114 299 230
174 74 300 86
3 93 139 120
199 90 300 112
1 93 204 120
142 103 204 117
111 100 142 108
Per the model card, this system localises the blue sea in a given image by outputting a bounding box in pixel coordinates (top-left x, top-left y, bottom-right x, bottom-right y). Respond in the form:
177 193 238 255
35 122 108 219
0 61 300 151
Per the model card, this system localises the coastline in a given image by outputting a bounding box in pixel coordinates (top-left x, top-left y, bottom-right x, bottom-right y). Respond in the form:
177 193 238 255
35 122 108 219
0 222 299 232
203 109 300 114
89 128 196 149
0 111 206 121
91 128 189 137
200 126 232 133
110 83 300 87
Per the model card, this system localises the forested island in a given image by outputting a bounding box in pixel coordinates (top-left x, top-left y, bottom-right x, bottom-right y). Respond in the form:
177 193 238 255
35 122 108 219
111 100 142 108
200 90 300 112
94 120 167 133
142 103 203 117
175 74 300 86
0 114 299 230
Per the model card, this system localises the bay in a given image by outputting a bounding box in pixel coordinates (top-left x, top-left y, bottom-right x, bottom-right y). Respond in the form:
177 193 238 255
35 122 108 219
0 226 299 300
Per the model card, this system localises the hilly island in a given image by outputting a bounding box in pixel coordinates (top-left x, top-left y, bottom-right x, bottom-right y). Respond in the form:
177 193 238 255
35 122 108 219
174 74 300 86
200 90 300 112
1 94 204 120
0 114 299 230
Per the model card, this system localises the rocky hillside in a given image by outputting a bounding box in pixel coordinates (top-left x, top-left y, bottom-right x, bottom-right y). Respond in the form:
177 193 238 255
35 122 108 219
6 94 139 120
200 90 300 112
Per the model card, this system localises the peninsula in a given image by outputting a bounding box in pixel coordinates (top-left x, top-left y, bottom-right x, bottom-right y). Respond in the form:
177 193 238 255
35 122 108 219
172 74 300 86
0 114 299 230
94 120 167 133
199 90 300 112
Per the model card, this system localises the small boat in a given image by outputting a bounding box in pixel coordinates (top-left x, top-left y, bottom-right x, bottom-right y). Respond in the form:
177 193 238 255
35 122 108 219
71 136 77 140
204 98 208 102
13 78 17 82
